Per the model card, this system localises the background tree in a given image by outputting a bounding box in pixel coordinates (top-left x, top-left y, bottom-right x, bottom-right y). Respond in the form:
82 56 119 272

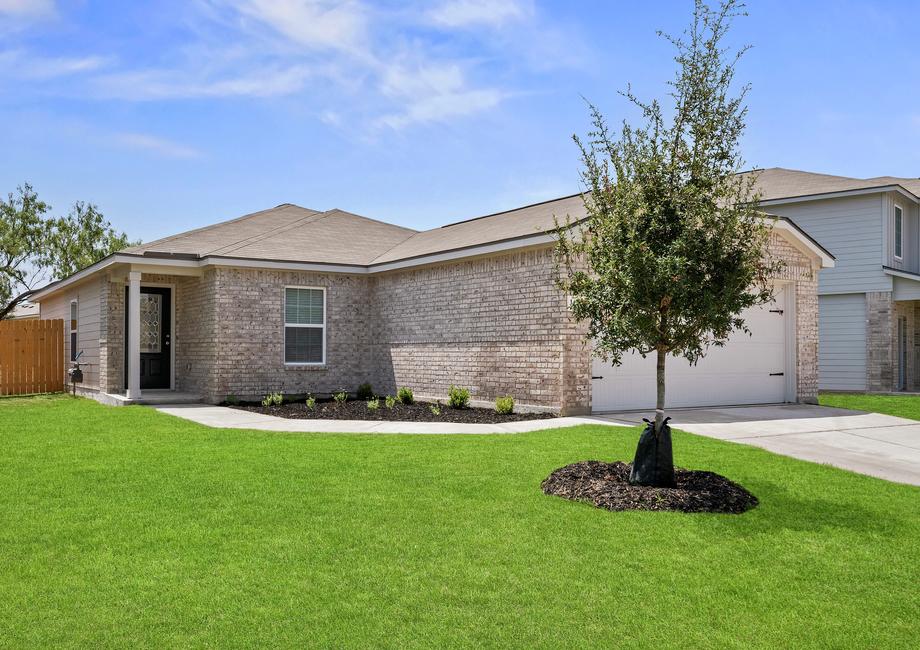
554 0 780 486
0 184 136 320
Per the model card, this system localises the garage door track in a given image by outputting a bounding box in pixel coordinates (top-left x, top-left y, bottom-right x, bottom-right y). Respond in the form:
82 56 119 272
599 404 920 486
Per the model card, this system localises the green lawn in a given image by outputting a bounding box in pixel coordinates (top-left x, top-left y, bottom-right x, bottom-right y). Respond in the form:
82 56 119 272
1 396 918 649
820 391 920 421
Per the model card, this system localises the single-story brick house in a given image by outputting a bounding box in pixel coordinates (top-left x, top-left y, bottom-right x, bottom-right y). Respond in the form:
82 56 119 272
31 194 833 414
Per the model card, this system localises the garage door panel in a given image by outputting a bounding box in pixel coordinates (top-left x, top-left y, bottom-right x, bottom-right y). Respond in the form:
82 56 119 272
591 289 789 412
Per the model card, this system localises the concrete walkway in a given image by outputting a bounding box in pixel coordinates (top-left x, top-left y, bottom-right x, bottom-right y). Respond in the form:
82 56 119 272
599 404 920 486
154 404 624 435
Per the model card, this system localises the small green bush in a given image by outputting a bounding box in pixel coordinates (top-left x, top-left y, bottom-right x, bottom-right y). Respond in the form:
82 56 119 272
356 382 374 401
385 395 397 409
333 390 348 404
447 385 470 409
495 395 514 415
224 394 239 406
429 401 442 416
397 386 414 405
262 392 283 407
305 394 316 410
367 397 380 411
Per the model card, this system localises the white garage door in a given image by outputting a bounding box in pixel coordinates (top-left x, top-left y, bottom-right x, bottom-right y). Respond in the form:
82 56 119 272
591 286 791 412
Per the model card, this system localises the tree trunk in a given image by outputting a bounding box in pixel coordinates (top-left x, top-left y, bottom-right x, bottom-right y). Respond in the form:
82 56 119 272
0 291 32 321
654 345 666 433
629 346 676 487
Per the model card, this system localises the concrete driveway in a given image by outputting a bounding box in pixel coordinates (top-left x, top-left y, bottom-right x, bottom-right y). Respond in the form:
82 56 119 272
598 404 920 486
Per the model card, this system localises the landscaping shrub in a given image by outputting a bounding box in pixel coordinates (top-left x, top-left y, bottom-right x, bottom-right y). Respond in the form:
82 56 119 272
447 385 471 409
262 392 283 407
429 402 442 416
305 394 316 410
333 390 348 404
495 396 514 415
397 386 414 405
356 382 374 401
224 394 239 406
367 397 380 411
385 395 397 409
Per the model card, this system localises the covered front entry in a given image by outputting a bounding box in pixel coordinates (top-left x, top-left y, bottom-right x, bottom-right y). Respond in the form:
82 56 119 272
125 285 172 390
591 285 794 412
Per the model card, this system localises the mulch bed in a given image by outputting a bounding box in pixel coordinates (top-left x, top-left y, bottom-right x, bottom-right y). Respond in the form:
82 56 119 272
541 460 758 514
230 399 558 424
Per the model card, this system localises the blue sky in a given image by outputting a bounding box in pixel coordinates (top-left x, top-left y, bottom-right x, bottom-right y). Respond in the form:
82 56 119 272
1 0 919 243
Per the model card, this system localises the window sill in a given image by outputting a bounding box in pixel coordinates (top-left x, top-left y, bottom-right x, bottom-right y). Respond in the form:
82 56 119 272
284 364 328 371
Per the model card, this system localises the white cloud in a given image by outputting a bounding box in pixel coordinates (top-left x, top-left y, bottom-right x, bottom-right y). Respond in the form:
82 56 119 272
219 0 367 52
0 0 55 18
113 132 203 159
0 50 108 78
375 60 505 129
92 64 315 100
427 0 531 29
376 87 504 129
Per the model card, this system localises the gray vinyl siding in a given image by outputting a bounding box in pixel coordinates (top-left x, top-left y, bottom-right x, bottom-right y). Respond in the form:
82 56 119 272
768 195 891 295
884 192 919 273
818 293 867 391
893 276 920 300
39 276 103 389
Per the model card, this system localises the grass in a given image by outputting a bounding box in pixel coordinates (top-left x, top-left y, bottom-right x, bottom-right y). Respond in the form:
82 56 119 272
820 391 920 421
1 396 918 649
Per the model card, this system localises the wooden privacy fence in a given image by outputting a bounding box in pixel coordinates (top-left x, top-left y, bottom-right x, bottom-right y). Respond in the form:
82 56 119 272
0 319 64 396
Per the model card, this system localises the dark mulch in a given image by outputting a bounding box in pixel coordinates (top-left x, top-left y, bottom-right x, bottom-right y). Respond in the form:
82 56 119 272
541 460 758 514
230 399 557 424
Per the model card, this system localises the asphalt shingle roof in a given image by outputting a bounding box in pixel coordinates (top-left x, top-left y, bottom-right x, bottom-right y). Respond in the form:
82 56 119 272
124 168 917 268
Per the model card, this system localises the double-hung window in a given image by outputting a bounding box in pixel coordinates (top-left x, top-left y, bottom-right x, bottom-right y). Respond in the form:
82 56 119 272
284 287 325 364
69 300 79 361
894 204 904 260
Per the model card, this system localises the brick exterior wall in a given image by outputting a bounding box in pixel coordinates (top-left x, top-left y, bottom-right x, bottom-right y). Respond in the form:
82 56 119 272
859 294 920 393
368 247 591 414
765 232 821 403
90 229 820 411
893 300 916 391
866 291 893 392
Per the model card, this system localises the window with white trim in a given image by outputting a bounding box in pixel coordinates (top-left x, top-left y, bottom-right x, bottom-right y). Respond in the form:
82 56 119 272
69 299 79 361
894 205 904 260
284 287 325 364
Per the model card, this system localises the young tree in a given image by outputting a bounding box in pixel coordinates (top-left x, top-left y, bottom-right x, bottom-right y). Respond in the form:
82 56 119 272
0 184 136 320
554 0 780 486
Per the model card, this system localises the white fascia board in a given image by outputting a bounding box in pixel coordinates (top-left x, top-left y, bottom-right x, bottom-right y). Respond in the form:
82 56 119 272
759 185 919 207
30 255 119 301
883 266 920 281
202 256 369 275
367 233 557 274
766 219 835 268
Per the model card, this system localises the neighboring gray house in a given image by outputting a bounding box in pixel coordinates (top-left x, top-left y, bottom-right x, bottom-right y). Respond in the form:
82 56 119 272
31 194 832 413
750 168 920 393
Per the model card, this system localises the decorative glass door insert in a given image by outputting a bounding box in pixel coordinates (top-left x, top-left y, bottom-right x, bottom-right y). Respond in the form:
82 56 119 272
140 293 162 354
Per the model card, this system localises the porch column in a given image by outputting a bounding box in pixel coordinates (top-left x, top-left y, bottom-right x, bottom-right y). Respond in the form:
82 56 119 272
127 271 142 399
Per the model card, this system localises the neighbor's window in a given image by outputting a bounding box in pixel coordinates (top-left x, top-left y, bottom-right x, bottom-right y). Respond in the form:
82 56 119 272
69 300 78 361
895 205 903 259
284 287 325 364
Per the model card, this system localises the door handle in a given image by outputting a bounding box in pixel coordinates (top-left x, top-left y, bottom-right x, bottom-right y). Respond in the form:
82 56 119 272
769 372 784 376
591 376 604 380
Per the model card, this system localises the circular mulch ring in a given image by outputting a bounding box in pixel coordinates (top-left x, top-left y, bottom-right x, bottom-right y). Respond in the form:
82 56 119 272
541 461 758 514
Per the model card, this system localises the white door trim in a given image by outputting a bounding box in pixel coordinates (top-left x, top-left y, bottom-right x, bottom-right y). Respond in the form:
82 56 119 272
135 281 176 391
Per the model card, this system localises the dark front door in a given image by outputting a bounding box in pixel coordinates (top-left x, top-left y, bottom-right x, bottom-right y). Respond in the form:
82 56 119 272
125 286 172 390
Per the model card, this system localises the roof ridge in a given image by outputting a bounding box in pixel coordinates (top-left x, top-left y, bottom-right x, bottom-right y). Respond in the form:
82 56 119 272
324 208 418 234
124 203 320 253
438 191 583 229
208 208 331 257
757 166 861 181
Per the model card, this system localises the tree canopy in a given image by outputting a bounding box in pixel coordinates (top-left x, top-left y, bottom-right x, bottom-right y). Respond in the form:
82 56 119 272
554 0 780 484
0 183 137 319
